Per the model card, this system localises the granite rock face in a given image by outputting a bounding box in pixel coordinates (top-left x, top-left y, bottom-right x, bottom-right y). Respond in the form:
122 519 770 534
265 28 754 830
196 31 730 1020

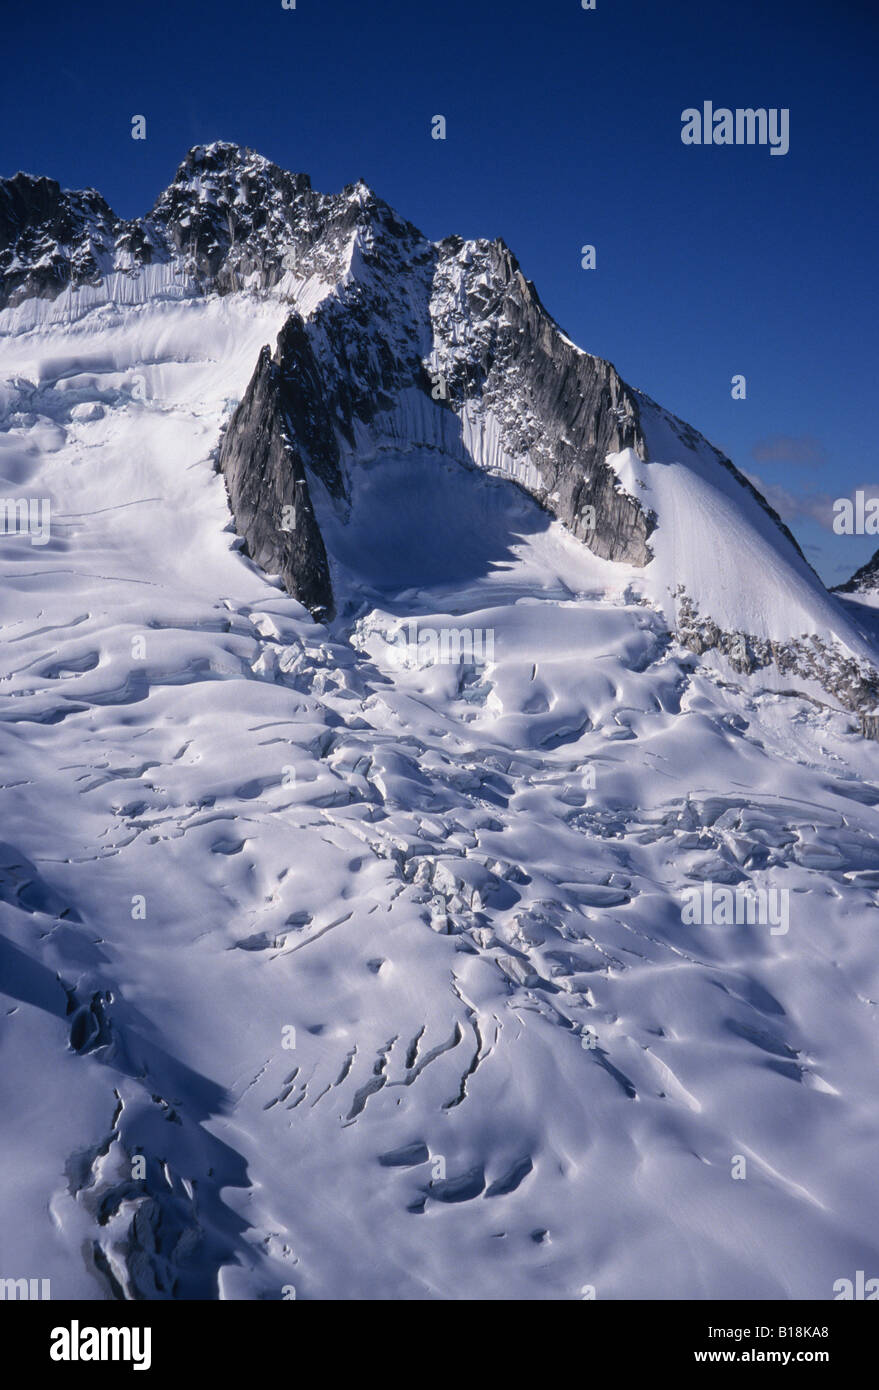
146 144 321 292
0 173 124 309
429 236 652 563
217 321 335 619
0 143 367 310
213 178 655 614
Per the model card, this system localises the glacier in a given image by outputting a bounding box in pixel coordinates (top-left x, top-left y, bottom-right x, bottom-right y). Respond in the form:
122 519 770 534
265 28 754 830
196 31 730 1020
1 143 879 1301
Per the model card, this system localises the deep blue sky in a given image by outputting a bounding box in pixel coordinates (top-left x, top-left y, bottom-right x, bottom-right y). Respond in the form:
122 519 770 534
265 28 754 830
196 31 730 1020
2 0 876 583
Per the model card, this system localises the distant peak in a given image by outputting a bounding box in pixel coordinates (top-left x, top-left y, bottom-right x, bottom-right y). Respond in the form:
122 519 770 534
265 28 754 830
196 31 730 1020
832 548 879 594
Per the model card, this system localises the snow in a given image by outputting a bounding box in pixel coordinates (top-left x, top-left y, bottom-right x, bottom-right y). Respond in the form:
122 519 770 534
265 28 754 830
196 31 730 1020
0 263 197 336
618 399 879 673
2 259 879 1300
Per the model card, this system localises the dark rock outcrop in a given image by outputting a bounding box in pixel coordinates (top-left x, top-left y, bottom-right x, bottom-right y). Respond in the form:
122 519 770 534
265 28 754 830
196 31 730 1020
676 589 879 726
145 144 324 294
430 235 652 563
217 319 336 619
0 173 123 309
0 143 355 311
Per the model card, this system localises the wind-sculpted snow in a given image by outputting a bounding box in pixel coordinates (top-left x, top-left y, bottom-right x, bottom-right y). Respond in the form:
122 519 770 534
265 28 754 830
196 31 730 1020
2 291 879 1300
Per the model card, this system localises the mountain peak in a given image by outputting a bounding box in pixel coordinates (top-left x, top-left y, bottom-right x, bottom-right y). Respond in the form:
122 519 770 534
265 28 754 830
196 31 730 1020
171 140 310 186
3 145 879 732
833 548 879 594
157 141 313 207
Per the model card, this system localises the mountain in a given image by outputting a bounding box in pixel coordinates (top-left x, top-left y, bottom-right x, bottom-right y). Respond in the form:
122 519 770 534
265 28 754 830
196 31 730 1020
834 548 879 595
8 141 873 723
2 143 879 1301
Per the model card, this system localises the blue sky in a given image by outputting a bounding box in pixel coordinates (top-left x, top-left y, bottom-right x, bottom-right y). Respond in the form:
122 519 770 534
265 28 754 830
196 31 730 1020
2 0 876 583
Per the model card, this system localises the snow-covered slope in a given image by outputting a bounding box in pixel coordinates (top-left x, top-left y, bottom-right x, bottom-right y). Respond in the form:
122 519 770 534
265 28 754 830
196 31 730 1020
2 146 879 1300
